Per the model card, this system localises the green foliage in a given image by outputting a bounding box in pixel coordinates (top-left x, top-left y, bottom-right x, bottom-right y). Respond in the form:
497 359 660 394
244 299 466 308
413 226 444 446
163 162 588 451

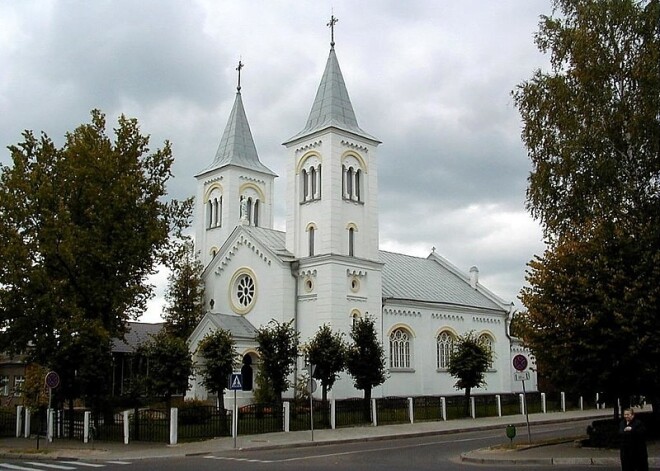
163 240 206 340
304 324 346 402
0 110 192 405
448 331 493 394
197 328 237 409
138 330 193 409
513 0 660 407
21 364 49 409
255 319 299 403
253 367 277 404
346 316 386 403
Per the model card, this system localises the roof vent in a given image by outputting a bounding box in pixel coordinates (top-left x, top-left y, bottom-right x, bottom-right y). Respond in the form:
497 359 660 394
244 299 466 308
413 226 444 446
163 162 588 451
469 266 479 289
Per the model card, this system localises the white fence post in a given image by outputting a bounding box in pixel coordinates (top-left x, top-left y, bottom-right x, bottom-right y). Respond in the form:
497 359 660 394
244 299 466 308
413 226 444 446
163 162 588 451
470 397 476 419
519 394 525 415
408 398 414 424
496 395 502 417
123 410 130 444
83 411 91 444
15 405 23 438
169 408 178 445
561 392 566 412
579 396 584 411
371 398 377 427
331 399 336 430
24 407 30 438
283 402 290 432
541 392 547 413
440 397 447 421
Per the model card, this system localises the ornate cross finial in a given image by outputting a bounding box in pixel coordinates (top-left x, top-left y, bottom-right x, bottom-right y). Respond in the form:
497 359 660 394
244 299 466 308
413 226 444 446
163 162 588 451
431 246 436 253
236 60 244 92
327 14 338 48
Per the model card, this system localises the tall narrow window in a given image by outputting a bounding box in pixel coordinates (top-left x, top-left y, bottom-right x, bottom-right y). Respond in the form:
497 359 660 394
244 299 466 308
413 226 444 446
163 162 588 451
479 334 494 369
247 197 253 224
253 200 259 227
355 170 361 201
302 169 309 201
347 167 354 198
342 165 346 198
348 227 355 256
309 227 315 257
217 196 222 227
389 329 411 369
311 167 317 199
317 165 322 199
207 200 213 228
436 331 454 369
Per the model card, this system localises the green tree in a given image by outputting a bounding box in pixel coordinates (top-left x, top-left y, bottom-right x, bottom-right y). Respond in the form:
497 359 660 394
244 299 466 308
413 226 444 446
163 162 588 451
345 316 386 420
255 320 299 404
305 324 346 403
162 240 206 340
513 0 660 413
138 330 193 412
0 110 192 405
448 331 493 417
197 329 237 410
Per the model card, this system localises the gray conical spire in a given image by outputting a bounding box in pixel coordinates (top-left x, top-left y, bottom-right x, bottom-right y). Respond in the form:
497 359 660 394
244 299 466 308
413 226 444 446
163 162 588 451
284 47 379 145
199 89 275 176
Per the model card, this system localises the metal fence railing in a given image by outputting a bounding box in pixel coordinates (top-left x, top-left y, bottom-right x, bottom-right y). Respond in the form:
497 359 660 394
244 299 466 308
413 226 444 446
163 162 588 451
178 405 230 441
376 397 409 425
334 397 371 428
238 403 283 435
0 408 16 437
413 396 443 422
289 399 331 431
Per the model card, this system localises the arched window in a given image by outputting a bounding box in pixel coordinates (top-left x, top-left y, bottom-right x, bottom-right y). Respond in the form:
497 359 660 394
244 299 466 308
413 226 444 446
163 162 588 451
389 328 411 369
436 331 454 369
302 169 309 201
355 170 361 201
216 196 222 227
308 226 315 257
207 200 213 228
347 167 354 198
310 167 317 199
253 200 259 227
348 227 355 256
479 334 494 369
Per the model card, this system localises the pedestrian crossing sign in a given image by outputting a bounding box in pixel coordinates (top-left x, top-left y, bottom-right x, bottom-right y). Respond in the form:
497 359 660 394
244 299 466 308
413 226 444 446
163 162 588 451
229 373 243 390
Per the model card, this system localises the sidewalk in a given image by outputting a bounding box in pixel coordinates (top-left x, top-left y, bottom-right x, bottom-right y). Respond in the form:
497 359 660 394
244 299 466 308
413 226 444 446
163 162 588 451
1 409 658 467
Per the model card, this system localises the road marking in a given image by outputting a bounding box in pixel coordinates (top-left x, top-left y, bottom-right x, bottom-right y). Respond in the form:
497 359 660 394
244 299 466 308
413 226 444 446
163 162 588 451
57 463 104 468
104 462 131 465
0 464 45 471
205 456 274 464
24 464 77 470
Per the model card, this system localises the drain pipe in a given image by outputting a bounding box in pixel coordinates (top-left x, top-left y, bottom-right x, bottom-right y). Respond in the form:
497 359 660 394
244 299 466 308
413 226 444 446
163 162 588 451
290 260 300 393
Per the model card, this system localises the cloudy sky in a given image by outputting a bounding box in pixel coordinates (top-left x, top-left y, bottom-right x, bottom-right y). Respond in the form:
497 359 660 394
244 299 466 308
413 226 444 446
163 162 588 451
0 1 552 322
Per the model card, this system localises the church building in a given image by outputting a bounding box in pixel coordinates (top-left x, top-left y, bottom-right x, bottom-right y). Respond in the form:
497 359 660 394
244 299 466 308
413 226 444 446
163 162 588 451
187 21 534 402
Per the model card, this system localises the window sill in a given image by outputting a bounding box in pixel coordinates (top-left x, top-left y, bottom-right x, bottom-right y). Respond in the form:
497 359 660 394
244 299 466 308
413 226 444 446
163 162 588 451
389 368 415 373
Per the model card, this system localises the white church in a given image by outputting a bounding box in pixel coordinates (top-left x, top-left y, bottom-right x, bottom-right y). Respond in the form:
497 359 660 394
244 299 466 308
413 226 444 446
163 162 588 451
187 24 535 402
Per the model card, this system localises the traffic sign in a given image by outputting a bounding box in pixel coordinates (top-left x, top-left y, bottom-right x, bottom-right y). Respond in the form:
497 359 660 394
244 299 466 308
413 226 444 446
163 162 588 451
45 371 60 389
512 354 528 371
229 373 243 390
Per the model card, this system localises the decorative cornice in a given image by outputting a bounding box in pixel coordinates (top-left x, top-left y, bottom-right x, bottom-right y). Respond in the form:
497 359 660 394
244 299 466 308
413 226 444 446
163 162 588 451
341 139 369 153
346 295 367 303
239 175 266 185
431 312 465 322
295 141 323 154
346 269 368 278
299 269 317 278
204 175 224 185
384 308 422 318
474 316 501 325
215 234 271 275
299 294 318 302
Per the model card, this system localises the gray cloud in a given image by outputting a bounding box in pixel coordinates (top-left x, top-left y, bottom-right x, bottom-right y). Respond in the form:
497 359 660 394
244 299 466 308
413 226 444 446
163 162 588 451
0 0 551 320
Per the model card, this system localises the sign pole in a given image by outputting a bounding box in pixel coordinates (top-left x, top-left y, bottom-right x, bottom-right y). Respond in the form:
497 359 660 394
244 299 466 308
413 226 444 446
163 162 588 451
233 389 237 449
522 379 531 443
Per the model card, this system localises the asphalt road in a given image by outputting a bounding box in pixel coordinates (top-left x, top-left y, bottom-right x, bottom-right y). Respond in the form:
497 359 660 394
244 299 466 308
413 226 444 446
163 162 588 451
1 419 621 471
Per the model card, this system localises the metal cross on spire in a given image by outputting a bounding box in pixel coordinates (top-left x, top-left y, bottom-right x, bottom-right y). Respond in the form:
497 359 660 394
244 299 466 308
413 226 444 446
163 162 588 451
236 60 244 92
327 14 338 48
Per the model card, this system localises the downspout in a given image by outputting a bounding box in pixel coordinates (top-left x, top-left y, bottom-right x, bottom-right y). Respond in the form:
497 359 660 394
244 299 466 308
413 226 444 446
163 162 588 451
290 260 300 394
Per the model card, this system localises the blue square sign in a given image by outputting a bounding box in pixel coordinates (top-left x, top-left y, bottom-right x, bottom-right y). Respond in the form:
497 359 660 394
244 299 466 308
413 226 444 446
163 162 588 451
229 373 243 390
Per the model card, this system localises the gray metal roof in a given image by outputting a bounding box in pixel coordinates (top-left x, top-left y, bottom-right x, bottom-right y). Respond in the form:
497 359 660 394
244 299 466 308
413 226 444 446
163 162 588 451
112 322 164 354
379 251 504 311
285 47 379 144
242 226 294 261
199 91 276 176
205 313 258 339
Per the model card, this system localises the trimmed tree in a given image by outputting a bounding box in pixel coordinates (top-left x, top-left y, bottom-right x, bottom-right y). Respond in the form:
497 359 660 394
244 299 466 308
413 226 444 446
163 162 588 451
448 331 493 417
346 316 386 420
255 320 299 404
305 324 346 403
197 328 237 410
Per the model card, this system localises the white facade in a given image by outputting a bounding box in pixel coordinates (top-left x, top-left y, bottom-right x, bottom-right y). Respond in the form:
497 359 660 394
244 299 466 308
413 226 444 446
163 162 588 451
187 39 536 403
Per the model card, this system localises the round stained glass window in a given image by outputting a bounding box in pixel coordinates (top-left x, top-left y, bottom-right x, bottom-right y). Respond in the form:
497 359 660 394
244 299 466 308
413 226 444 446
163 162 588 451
236 274 255 307
229 268 257 315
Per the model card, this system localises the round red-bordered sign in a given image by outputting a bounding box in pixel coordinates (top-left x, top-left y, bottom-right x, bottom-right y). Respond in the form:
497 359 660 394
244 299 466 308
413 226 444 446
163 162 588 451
45 371 60 389
512 354 528 371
